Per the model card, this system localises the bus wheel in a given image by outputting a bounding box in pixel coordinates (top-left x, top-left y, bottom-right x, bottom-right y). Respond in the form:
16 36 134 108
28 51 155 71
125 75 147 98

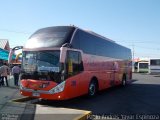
88 80 97 96
121 75 127 86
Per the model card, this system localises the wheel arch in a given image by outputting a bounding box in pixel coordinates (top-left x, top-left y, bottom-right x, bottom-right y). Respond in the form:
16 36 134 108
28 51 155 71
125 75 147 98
90 76 99 91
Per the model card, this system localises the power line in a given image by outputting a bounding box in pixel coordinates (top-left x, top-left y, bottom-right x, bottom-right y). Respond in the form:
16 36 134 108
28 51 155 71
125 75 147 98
117 41 160 44
133 45 160 50
121 43 160 51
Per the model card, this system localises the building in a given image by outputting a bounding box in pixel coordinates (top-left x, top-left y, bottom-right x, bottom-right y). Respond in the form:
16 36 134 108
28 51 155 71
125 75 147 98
0 39 10 66
0 39 10 51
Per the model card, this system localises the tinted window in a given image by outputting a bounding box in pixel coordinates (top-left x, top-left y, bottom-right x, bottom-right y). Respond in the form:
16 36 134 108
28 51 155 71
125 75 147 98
96 38 115 57
25 26 75 48
71 30 80 49
151 59 160 65
79 30 95 54
71 29 131 60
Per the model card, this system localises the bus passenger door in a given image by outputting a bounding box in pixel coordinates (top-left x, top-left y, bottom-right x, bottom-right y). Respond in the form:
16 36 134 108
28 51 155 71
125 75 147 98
65 50 84 98
110 62 119 86
113 61 119 85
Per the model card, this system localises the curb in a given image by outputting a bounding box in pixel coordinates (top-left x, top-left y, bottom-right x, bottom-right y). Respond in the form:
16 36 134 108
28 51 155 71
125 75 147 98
12 97 35 102
74 111 91 120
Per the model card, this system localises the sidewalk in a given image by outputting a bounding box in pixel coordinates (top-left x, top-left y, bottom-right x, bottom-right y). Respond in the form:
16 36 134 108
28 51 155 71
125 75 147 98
0 75 22 105
7 75 19 88
0 76 26 120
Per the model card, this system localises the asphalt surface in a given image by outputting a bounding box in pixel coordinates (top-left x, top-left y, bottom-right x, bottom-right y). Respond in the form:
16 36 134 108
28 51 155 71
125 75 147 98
35 73 160 119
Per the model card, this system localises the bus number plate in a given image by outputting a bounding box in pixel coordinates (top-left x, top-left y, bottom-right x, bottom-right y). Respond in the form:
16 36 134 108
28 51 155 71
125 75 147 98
32 92 40 97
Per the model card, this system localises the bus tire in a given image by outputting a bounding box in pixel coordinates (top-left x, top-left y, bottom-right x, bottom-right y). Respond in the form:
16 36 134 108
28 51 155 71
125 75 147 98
88 79 98 97
121 75 127 86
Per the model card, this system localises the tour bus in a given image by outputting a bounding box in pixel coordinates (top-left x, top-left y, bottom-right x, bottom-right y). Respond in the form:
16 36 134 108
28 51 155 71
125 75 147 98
149 59 160 74
19 26 132 100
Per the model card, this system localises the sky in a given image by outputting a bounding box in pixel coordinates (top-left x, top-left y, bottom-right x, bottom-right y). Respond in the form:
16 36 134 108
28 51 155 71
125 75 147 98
0 0 160 59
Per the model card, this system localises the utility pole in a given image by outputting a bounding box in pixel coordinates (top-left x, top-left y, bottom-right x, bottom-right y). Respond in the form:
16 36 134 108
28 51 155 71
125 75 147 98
132 43 135 72
132 44 134 61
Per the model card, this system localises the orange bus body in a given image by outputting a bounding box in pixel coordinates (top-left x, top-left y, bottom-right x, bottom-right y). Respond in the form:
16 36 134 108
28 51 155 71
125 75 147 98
20 26 132 100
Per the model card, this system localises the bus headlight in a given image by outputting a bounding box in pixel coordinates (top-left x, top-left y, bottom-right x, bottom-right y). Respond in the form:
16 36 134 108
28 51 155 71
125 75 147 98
49 81 65 94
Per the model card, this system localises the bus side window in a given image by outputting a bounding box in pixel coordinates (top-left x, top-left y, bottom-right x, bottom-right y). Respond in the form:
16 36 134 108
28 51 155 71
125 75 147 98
66 51 83 77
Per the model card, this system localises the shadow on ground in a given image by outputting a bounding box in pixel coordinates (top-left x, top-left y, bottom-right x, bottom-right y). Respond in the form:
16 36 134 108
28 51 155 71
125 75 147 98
34 79 160 115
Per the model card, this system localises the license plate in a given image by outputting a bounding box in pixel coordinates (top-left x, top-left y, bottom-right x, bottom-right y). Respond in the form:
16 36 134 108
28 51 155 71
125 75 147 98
32 92 40 97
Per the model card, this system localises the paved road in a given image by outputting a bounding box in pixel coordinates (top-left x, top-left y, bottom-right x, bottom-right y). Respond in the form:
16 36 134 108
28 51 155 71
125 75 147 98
36 73 160 119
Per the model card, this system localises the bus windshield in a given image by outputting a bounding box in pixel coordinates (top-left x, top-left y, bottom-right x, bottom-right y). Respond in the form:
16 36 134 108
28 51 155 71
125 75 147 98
139 63 148 69
21 51 62 82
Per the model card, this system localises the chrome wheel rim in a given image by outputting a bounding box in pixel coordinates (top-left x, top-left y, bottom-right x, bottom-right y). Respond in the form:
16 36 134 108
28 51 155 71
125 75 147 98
122 80 126 86
89 83 95 96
